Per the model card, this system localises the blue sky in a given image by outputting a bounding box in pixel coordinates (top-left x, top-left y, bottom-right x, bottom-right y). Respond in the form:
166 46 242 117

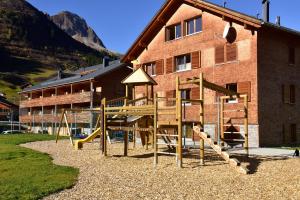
27 0 300 54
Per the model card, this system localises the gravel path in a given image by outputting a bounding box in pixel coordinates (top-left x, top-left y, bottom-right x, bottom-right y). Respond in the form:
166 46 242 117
21 140 300 200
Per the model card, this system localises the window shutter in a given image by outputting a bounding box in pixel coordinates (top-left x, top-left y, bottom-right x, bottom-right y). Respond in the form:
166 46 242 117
191 87 200 105
191 87 200 99
215 45 225 64
165 28 170 41
282 85 290 104
290 85 296 104
183 21 187 36
166 57 174 74
237 82 251 102
166 90 176 106
226 43 237 62
191 51 201 69
156 59 164 75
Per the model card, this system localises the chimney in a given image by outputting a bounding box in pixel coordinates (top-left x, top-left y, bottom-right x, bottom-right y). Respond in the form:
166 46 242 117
276 16 281 26
262 0 270 22
57 68 62 79
103 56 110 67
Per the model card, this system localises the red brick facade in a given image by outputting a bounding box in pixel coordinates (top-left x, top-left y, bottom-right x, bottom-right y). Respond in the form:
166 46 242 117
124 2 299 146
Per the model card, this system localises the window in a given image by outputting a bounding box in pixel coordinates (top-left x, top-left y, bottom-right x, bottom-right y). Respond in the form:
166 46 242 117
186 17 202 35
290 85 296 104
145 63 156 76
289 47 295 64
175 54 191 72
282 84 296 104
226 83 238 103
215 44 237 64
166 23 181 41
181 89 191 100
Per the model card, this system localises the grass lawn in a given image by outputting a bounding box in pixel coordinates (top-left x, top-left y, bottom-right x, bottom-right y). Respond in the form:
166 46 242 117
0 134 79 200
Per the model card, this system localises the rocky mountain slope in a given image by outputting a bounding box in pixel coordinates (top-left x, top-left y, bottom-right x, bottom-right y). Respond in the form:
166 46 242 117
0 0 116 101
51 11 106 51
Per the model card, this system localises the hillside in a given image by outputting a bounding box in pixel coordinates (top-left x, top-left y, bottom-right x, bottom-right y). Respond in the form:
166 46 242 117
51 11 106 51
0 0 116 102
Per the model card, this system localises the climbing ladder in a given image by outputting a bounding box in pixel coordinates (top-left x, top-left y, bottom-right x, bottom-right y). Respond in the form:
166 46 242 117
220 95 249 153
193 126 249 174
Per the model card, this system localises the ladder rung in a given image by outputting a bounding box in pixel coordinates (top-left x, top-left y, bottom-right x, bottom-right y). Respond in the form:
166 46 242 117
223 109 244 112
158 106 176 110
224 132 242 134
223 139 245 142
157 152 177 155
223 117 245 120
156 134 179 137
157 143 178 146
223 124 240 127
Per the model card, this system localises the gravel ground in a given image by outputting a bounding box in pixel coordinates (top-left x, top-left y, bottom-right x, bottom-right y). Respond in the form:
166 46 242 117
21 140 300 200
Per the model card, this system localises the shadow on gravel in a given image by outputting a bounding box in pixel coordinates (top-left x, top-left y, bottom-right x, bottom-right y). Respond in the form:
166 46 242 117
230 154 289 174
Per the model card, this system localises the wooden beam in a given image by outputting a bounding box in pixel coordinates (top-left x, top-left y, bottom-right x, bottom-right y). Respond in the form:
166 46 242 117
154 93 158 166
244 95 249 156
56 109 65 143
124 131 128 156
199 73 205 165
176 76 182 168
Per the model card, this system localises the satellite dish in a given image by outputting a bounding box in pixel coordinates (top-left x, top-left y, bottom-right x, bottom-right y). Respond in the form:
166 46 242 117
223 23 237 43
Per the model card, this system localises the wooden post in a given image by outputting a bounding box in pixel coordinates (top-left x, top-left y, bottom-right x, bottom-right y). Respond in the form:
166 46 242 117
64 112 73 146
244 95 249 156
199 73 205 165
154 93 158 166
124 131 128 156
220 97 225 146
145 132 148 150
101 98 107 156
56 109 65 143
145 84 149 105
151 85 154 104
176 76 182 168
125 84 129 105
132 85 137 148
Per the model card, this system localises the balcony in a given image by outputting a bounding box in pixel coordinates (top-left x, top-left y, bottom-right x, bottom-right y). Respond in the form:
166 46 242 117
19 111 93 124
20 92 100 108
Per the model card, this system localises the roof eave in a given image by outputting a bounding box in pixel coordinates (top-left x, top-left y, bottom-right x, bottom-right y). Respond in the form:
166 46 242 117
122 0 262 63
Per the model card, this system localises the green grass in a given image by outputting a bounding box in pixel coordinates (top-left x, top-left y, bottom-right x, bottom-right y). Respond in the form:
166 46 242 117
0 68 56 102
0 134 79 200
26 68 56 85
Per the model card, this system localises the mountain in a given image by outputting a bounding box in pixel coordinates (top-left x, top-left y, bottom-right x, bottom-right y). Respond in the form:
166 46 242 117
51 11 106 51
0 0 116 102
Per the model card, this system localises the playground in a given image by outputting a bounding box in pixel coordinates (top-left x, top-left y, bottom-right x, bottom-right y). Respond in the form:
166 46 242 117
28 70 299 199
23 139 299 200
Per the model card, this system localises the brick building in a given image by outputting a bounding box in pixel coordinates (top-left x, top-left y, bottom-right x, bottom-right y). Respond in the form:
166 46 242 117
122 0 300 147
19 60 131 134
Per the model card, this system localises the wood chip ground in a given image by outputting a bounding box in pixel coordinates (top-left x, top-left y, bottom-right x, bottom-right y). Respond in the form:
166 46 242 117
21 140 300 200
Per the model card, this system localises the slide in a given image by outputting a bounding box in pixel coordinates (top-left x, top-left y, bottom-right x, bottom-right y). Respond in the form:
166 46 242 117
74 128 101 150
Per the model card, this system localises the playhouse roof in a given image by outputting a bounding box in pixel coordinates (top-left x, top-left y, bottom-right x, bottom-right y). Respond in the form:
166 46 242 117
122 67 157 85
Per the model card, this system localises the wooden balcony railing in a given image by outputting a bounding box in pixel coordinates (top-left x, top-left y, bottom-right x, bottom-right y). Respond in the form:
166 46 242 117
19 111 94 124
20 91 100 108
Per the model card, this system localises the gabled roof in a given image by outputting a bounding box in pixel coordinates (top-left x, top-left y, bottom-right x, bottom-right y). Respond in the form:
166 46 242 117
22 60 129 93
122 67 157 85
0 97 18 108
122 0 300 63
122 0 262 63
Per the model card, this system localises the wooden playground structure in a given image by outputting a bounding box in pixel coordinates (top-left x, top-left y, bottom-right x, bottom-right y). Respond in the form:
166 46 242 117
56 70 249 174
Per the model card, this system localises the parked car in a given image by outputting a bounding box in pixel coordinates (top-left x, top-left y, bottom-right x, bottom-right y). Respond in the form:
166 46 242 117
1 130 24 134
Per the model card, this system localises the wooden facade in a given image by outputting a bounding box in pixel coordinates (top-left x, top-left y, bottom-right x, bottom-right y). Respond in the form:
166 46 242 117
19 61 132 134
